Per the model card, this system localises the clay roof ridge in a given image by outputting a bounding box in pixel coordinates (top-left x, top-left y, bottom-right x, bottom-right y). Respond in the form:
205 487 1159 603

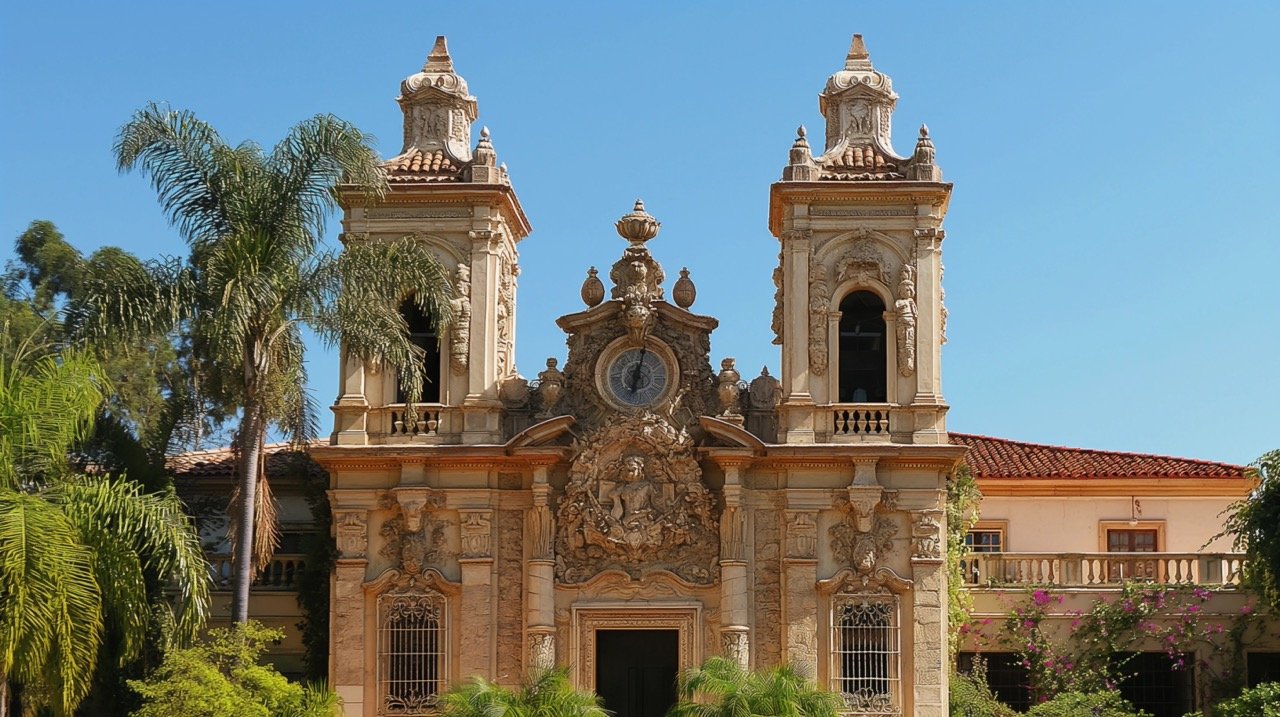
949 431 1245 472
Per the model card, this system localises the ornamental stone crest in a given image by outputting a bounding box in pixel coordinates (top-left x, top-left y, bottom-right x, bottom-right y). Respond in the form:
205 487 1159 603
609 201 665 344
555 412 719 584
380 490 451 575
830 489 899 575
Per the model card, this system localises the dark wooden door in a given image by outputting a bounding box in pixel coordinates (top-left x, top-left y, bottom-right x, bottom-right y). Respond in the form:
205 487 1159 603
595 630 678 717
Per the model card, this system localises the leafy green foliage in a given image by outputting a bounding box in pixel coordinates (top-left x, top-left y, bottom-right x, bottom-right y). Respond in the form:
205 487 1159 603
292 455 334 682
129 621 339 717
440 666 606 717
669 656 842 717
1023 691 1150 717
947 462 981 660
0 327 209 716
1220 450 1280 608
77 104 456 621
1201 681 1280 717
950 656 1017 717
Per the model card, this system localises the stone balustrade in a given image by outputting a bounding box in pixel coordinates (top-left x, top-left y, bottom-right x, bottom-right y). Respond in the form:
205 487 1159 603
369 403 454 441
830 403 893 438
961 552 1245 588
208 554 307 591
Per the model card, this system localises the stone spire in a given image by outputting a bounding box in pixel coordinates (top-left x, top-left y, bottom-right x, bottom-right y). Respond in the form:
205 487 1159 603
397 35 478 162
819 33 899 154
907 124 942 181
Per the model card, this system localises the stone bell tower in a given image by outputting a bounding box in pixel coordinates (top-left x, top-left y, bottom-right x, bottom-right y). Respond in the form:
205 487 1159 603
769 34 950 444
331 36 531 446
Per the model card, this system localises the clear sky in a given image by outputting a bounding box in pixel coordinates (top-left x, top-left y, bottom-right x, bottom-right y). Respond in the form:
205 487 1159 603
2 2 1277 464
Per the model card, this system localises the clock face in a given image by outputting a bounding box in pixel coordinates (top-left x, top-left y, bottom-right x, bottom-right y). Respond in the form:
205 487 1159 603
606 348 670 408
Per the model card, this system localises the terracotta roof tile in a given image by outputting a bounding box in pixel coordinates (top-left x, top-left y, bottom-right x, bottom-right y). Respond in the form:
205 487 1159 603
950 433 1247 480
820 143 904 180
168 441 325 481
384 148 462 182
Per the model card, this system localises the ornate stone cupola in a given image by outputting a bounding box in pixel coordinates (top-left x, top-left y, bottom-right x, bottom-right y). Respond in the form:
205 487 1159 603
331 36 530 446
769 35 951 445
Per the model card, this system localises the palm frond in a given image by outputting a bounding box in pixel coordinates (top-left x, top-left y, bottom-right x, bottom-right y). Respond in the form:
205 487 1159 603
67 251 195 343
0 490 103 715
52 476 211 645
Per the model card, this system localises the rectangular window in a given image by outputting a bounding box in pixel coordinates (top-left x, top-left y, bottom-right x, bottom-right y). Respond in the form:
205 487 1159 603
1247 651 1280 688
962 523 1006 584
965 530 1004 553
1115 652 1195 717
831 596 899 713
379 592 446 715
1106 528 1160 581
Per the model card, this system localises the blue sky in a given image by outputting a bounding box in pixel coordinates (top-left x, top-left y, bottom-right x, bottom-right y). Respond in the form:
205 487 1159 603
2 2 1277 464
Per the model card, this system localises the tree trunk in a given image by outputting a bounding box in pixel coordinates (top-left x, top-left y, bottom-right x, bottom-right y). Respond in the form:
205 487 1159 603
230 401 266 625
0 679 9 717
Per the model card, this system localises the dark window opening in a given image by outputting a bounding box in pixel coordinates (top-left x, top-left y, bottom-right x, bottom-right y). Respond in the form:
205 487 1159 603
1114 652 1195 717
1247 651 1280 688
396 297 441 404
838 291 887 403
956 652 1030 712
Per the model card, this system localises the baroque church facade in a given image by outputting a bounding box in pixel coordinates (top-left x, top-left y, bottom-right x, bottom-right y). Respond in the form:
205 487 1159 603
313 35 962 717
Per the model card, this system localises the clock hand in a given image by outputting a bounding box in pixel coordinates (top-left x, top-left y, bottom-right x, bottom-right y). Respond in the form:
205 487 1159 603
629 348 647 393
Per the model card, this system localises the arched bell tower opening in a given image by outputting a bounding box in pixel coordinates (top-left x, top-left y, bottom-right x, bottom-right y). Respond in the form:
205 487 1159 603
837 290 887 403
396 297 442 404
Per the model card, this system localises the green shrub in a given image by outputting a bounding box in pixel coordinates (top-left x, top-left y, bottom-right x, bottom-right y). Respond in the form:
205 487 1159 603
1024 691 1151 717
949 671 1017 717
1208 681 1280 717
128 621 340 717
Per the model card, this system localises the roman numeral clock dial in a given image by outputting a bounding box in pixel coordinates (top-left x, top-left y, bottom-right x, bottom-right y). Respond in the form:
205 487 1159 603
606 347 670 408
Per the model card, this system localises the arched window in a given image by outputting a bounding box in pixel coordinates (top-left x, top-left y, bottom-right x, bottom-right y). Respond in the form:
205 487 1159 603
837 291 887 403
379 591 446 713
397 297 441 404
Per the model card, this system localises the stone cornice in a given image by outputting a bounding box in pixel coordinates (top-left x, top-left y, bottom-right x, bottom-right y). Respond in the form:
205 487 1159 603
768 180 953 236
338 182 531 239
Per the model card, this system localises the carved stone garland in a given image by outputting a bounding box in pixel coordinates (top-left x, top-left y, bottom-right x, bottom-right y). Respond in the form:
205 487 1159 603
554 412 719 584
770 253 784 346
449 264 471 374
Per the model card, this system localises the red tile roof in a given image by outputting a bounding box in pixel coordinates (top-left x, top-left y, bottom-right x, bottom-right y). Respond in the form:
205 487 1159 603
168 442 324 481
820 143 905 181
384 148 462 182
950 433 1248 480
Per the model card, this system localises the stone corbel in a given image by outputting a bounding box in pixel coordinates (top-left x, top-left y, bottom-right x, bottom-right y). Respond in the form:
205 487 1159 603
910 510 944 563
785 511 818 560
387 487 445 532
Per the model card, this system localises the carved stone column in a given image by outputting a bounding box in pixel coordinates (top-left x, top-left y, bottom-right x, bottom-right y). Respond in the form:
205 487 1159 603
910 509 947 717
332 353 369 445
779 228 815 443
782 509 819 674
718 461 750 669
526 466 557 670
330 508 369 713
458 508 494 678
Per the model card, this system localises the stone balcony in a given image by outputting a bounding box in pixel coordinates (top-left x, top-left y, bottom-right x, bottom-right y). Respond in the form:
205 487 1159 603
961 552 1245 589
367 403 458 443
208 553 307 592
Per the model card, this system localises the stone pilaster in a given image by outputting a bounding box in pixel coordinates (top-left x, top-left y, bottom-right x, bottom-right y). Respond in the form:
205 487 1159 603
783 510 819 674
458 508 494 678
526 467 557 670
333 561 367 716
719 463 750 668
910 557 947 716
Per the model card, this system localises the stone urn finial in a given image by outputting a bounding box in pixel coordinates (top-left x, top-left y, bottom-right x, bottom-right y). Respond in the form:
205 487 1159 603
673 267 696 308
615 199 661 246
716 358 743 420
536 358 565 417
580 266 605 307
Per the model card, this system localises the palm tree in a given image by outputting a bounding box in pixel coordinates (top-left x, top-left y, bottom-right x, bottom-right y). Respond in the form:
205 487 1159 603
440 666 608 717
669 657 843 717
0 325 209 716
73 104 454 624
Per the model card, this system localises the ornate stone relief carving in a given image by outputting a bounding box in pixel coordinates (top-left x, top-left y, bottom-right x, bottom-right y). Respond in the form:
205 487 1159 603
528 632 555 672
496 261 516 377
809 258 832 376
911 511 943 562
785 511 818 559
609 202 665 344
379 490 451 575
748 367 781 409
940 262 949 345
834 237 893 288
449 264 471 374
335 510 368 559
830 489 899 574
721 630 750 669
720 505 745 562
894 261 917 377
555 412 719 584
459 510 492 559
770 253 784 345
529 503 554 561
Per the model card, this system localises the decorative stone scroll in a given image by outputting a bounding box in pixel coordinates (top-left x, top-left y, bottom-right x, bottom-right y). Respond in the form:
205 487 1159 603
335 510 368 559
911 511 943 562
459 510 492 558
834 235 892 288
894 262 917 377
785 512 818 559
555 412 719 584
